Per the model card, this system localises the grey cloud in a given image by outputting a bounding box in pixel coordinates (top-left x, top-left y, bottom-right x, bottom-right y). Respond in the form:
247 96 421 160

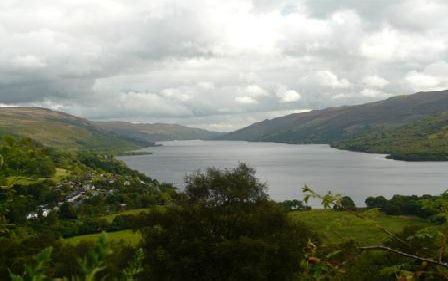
0 0 447 131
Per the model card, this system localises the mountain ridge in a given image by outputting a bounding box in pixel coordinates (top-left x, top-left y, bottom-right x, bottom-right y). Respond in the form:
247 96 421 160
220 90 448 144
0 107 223 151
95 121 224 143
219 90 448 160
0 107 151 152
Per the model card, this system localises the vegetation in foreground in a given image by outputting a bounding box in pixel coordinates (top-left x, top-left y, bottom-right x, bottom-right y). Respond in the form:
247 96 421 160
65 229 141 246
291 210 429 245
4 135 448 280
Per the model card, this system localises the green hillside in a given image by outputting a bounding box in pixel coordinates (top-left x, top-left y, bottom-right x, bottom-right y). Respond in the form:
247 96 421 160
334 112 448 161
220 90 448 160
0 107 150 152
95 121 223 143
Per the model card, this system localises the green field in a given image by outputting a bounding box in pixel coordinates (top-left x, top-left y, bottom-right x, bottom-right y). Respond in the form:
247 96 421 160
4 176 46 186
100 208 151 223
65 209 430 247
53 168 70 182
64 230 141 246
291 210 430 245
3 168 70 188
65 208 156 245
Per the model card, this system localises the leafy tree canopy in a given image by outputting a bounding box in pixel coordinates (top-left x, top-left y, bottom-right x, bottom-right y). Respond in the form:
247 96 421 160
141 164 314 281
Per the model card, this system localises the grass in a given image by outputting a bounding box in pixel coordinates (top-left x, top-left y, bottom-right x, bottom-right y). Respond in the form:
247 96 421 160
5 176 47 186
100 208 151 223
64 230 141 246
66 209 428 248
64 208 162 245
291 209 430 245
3 168 70 188
53 168 70 182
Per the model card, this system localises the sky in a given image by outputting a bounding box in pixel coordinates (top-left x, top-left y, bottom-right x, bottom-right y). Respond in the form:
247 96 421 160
1 0 448 131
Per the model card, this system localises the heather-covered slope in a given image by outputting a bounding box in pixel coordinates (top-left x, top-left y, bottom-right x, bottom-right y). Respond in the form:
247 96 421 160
0 107 149 151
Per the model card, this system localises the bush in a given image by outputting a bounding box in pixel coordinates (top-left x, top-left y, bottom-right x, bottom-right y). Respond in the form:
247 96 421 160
365 195 435 218
334 196 356 211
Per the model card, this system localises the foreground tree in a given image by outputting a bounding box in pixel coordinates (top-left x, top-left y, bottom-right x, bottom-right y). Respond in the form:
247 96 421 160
140 164 314 281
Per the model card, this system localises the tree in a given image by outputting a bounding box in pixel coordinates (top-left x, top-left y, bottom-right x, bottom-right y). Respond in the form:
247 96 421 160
334 196 356 211
184 163 268 205
141 164 314 281
365 196 388 210
279 199 310 211
59 202 77 220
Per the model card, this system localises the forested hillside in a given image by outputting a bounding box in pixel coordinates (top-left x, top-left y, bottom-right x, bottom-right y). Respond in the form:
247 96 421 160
0 136 176 279
334 112 448 161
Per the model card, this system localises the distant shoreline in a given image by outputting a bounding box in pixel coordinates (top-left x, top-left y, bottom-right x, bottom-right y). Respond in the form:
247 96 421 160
116 151 154 156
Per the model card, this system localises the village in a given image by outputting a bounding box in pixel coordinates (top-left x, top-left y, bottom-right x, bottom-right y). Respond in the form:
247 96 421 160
26 173 134 220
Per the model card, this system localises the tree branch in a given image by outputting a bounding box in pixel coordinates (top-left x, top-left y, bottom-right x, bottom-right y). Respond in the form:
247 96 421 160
353 212 409 248
359 245 448 268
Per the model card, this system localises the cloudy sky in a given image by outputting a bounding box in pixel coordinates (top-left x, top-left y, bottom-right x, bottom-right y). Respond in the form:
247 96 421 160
1 0 448 131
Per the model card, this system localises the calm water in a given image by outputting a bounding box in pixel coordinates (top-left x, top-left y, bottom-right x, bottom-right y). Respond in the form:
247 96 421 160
119 140 448 206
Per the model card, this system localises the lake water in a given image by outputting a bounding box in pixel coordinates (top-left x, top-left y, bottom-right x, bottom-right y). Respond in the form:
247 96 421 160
119 140 448 206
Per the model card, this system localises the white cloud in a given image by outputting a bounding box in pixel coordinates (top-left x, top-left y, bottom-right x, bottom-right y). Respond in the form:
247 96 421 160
389 0 448 30
405 72 440 89
234 84 270 104
360 88 391 98
117 91 192 117
235 96 257 104
404 61 448 91
276 89 301 103
307 71 351 89
160 88 192 102
423 61 448 77
241 84 270 98
0 0 448 129
13 55 47 68
360 27 446 62
0 103 17 107
332 93 351 100
197 81 215 90
331 9 361 26
363 75 389 88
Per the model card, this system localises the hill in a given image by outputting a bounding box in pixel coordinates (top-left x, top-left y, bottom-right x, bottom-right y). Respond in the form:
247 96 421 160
0 107 150 151
95 121 224 143
220 90 448 160
221 90 448 143
334 112 448 161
